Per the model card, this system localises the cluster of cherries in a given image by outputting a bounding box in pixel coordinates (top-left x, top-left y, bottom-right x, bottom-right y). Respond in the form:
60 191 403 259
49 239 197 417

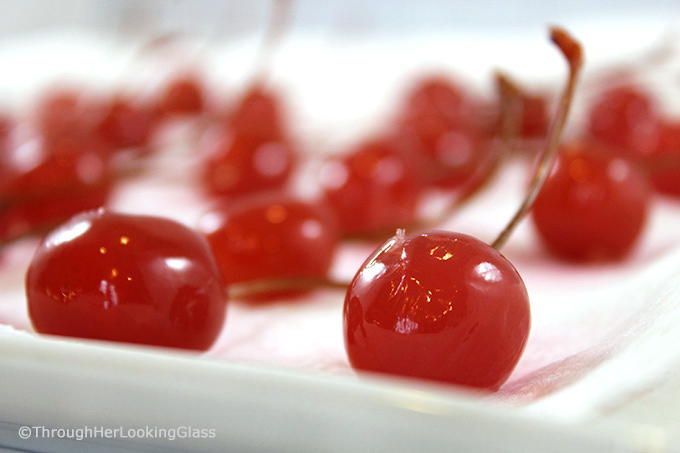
5 26 678 392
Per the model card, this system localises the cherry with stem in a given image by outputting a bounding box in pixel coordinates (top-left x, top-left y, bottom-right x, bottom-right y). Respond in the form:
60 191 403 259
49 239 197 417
343 27 583 391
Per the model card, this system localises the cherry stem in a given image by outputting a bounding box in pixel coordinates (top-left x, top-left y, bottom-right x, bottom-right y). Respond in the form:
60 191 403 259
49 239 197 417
229 276 350 299
343 71 528 242
495 71 523 157
249 0 294 86
491 27 583 251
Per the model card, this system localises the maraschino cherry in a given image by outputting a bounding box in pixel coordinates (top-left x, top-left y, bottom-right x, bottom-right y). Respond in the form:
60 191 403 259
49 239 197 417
0 126 112 243
230 85 287 142
531 143 650 262
157 73 205 117
198 194 339 294
201 128 296 199
94 96 158 153
320 137 424 237
344 229 530 390
397 74 492 188
26 209 227 350
587 81 661 159
343 27 582 390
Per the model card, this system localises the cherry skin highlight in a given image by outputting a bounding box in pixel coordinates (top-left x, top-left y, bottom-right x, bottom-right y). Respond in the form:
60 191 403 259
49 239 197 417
198 195 339 288
26 209 227 350
531 143 651 262
344 230 530 391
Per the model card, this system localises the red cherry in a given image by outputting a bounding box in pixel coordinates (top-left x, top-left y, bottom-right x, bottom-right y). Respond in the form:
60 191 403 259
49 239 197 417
647 121 680 196
320 138 424 236
158 74 205 117
344 230 530 390
198 195 339 290
32 88 116 162
401 75 475 134
587 83 661 158
26 209 227 350
398 75 491 188
95 96 158 151
343 26 582 392
0 129 112 241
35 89 83 144
231 86 286 141
531 143 651 262
202 130 295 199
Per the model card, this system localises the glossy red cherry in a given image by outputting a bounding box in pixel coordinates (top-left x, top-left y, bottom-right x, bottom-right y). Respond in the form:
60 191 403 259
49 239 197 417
157 74 205 117
587 83 661 158
198 195 339 288
647 121 680 196
202 130 295 199
344 230 530 390
531 143 651 262
320 138 424 236
26 209 227 350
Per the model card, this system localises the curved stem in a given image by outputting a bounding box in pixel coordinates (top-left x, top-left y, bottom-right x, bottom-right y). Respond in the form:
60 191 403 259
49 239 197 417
342 71 524 242
491 27 583 251
229 276 350 299
249 0 294 86
495 71 523 157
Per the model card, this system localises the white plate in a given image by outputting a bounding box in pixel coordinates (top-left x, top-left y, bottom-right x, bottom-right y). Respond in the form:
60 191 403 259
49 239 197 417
0 328 657 452
3 2 680 451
